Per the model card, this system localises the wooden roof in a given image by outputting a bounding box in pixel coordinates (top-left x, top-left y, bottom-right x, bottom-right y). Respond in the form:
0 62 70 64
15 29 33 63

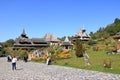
75 27 91 41
61 37 72 46
113 32 120 39
19 38 31 43
14 44 49 47
44 33 60 42
14 30 50 48
31 38 46 42
61 42 72 46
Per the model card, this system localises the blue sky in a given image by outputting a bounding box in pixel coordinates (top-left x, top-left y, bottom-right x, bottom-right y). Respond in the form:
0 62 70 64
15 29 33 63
0 0 120 42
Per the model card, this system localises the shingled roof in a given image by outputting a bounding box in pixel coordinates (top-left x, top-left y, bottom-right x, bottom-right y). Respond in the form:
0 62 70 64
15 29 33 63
14 30 50 48
113 32 120 42
75 26 91 41
61 37 72 46
44 33 60 42
31 38 45 42
113 32 120 39
75 29 90 38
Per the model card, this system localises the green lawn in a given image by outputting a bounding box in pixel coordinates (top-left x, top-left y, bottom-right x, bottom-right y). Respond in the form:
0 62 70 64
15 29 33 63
52 50 120 74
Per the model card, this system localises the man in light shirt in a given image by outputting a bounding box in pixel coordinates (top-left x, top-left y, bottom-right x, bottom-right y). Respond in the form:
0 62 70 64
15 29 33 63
12 56 17 70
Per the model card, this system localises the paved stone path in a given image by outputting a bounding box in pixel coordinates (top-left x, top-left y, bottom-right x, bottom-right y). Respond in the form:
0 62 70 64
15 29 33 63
0 57 120 80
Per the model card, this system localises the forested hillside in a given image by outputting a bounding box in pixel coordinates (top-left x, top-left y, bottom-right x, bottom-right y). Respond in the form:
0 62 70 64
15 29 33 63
90 18 120 40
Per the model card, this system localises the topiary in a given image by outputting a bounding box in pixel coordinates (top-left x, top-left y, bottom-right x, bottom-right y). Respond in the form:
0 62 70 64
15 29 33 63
74 38 84 57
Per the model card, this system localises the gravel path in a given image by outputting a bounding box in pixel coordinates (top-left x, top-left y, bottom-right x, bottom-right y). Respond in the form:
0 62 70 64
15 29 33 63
0 57 120 80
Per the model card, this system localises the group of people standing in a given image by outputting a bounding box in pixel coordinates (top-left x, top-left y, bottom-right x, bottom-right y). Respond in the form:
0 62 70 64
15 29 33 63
7 54 28 71
7 55 18 70
7 53 52 71
7 51 90 71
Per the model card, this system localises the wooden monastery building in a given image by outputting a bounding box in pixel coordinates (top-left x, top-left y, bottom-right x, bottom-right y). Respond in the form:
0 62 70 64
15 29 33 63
113 32 120 52
14 29 50 49
74 27 91 41
44 33 60 45
61 36 73 50
113 32 120 41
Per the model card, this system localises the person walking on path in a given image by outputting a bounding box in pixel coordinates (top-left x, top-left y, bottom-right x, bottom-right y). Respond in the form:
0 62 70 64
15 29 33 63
23 54 28 62
7 55 12 62
11 56 17 70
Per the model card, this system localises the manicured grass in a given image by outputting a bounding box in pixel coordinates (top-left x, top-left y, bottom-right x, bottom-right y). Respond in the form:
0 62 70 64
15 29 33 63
52 50 120 74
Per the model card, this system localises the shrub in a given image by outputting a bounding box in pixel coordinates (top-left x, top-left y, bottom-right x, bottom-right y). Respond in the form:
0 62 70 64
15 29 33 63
57 50 71 59
74 38 84 57
88 40 96 45
103 58 112 68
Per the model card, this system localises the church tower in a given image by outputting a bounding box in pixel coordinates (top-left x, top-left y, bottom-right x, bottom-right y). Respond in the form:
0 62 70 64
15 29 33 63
20 29 28 38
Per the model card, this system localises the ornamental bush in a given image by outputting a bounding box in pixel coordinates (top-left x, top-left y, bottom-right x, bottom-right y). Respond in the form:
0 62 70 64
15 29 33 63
74 38 84 57
57 50 71 59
